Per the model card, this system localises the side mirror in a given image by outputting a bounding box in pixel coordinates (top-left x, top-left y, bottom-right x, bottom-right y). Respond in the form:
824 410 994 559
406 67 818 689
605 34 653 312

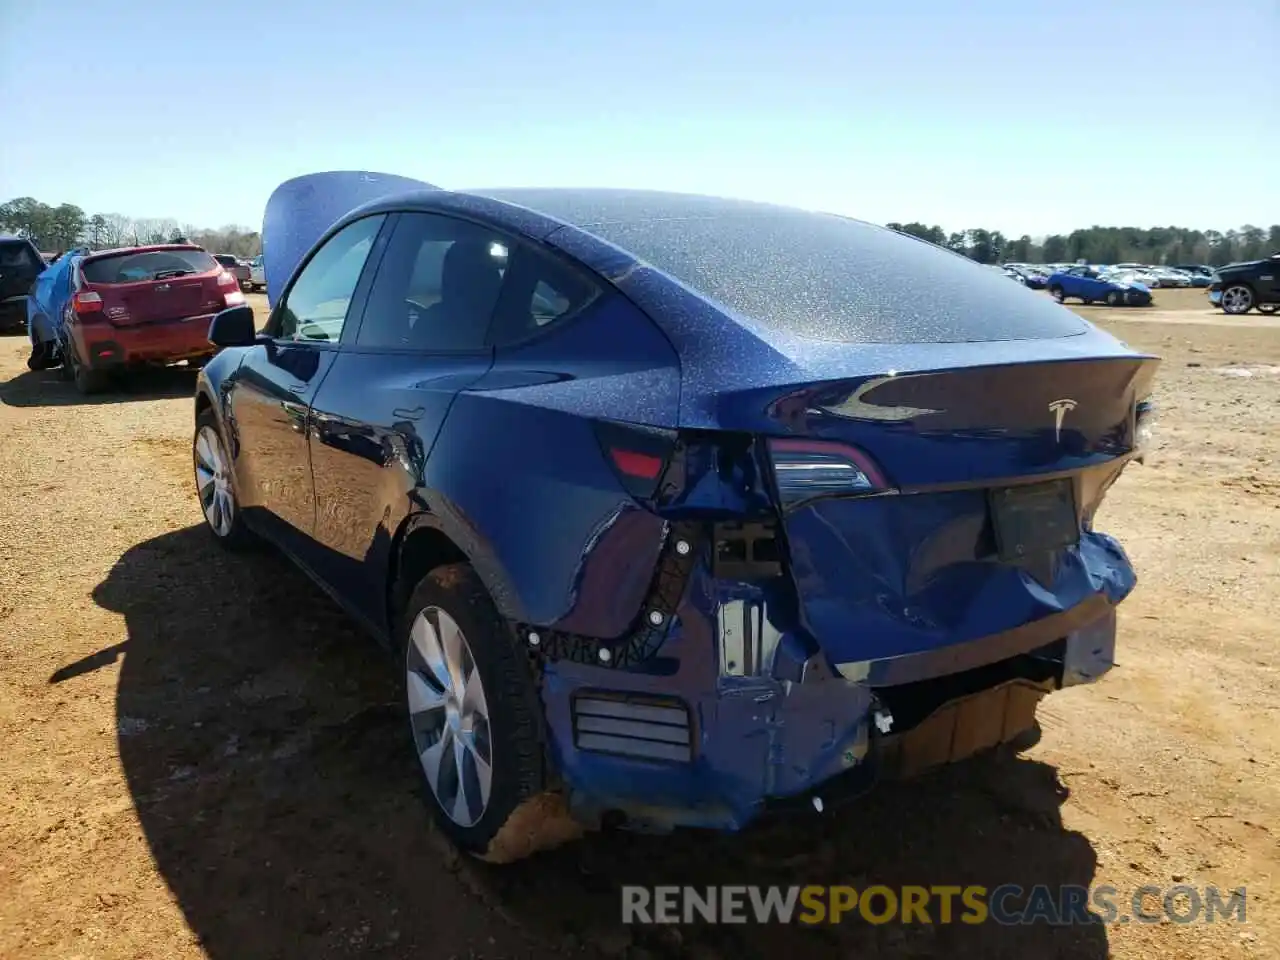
209 304 257 347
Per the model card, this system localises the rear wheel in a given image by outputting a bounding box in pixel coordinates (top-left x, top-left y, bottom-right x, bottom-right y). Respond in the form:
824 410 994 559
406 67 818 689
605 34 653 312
65 341 110 395
400 563 575 862
1221 284 1254 315
1105 290 1122 306
1256 303 1278 315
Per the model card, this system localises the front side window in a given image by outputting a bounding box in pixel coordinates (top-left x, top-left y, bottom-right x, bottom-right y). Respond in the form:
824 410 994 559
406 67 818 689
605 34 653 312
356 213 506 351
274 215 384 342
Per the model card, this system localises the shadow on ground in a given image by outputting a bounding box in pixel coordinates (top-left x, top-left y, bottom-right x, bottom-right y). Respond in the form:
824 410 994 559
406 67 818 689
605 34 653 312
86 525 1108 960
1 364 198 407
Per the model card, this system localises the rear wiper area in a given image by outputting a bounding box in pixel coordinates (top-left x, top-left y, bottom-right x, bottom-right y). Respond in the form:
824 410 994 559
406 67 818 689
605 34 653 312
152 268 195 281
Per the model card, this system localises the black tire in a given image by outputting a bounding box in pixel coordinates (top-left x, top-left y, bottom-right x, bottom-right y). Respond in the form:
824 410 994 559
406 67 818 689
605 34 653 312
65 340 110 395
1049 285 1065 303
398 563 567 862
1221 283 1255 316
1105 291 1122 307
1257 303 1278 315
193 407 255 549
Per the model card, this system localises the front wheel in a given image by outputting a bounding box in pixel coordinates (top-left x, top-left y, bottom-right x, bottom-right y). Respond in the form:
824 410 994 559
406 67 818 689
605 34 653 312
1221 284 1255 315
1106 291 1122 306
193 409 254 548
400 563 575 862
1049 285 1065 303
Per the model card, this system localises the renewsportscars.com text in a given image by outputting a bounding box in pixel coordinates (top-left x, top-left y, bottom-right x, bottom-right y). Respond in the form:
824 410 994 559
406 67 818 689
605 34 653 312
621 884 1247 926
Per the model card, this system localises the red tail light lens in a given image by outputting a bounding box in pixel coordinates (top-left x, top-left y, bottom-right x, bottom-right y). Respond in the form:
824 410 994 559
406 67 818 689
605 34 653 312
216 270 238 289
594 420 677 499
72 290 103 314
767 438 889 508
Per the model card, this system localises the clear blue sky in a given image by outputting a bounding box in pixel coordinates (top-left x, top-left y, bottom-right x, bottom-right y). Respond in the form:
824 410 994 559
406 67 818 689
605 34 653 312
2 0 1276 237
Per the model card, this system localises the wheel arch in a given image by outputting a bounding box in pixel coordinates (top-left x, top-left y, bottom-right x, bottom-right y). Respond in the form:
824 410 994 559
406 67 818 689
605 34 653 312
386 510 518 642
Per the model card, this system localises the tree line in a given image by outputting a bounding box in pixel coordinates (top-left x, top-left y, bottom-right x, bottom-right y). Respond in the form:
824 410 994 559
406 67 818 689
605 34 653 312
4 194 1276 268
0 197 262 259
886 222 1280 267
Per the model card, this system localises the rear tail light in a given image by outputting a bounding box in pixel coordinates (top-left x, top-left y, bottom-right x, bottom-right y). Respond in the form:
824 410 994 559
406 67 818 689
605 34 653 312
767 438 889 508
216 270 238 289
72 290 103 314
594 420 677 499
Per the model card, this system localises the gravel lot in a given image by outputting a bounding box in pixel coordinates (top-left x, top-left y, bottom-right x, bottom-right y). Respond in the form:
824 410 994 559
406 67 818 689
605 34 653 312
1 289 1276 960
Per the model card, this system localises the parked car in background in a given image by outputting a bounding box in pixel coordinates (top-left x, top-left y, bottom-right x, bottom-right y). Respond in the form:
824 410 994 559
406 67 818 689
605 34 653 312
1047 265 1153 306
192 171 1159 862
58 244 246 393
1208 253 1280 315
1149 267 1190 288
1005 265 1048 289
247 254 266 291
1172 264 1214 277
0 235 47 332
213 253 251 288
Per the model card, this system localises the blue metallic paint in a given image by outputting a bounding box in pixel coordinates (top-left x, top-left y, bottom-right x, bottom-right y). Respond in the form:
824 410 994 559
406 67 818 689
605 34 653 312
195 174 1160 836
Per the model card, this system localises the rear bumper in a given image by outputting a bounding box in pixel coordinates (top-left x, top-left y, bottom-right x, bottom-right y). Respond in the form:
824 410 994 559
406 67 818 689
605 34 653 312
536 544 1128 834
75 313 217 367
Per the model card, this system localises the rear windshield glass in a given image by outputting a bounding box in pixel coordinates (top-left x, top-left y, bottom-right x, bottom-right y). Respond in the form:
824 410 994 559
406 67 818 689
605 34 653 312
580 211 1087 343
82 249 217 284
0 241 42 274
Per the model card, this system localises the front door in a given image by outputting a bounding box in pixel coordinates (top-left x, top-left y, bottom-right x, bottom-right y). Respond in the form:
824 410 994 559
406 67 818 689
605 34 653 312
227 213 386 545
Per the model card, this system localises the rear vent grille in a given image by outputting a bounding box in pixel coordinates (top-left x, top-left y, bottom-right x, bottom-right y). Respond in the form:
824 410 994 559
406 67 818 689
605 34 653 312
572 693 692 763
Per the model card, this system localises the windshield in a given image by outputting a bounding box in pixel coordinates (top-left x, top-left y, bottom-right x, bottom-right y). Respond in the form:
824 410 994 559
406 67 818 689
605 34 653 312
81 248 218 284
0 240 43 274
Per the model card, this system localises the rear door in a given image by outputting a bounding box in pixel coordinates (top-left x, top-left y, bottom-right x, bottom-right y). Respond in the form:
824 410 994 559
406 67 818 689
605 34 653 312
305 211 510 626
227 215 387 549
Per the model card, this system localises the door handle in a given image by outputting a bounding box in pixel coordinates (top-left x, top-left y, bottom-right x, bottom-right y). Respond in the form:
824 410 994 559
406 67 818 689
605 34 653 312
393 406 425 421
288 383 308 394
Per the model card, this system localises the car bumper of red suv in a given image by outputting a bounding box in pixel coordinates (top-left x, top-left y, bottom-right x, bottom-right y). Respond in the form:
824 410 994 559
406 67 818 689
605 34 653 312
75 313 219 368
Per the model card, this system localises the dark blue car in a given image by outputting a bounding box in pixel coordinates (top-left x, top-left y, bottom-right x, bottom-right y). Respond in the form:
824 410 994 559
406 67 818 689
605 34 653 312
193 172 1159 861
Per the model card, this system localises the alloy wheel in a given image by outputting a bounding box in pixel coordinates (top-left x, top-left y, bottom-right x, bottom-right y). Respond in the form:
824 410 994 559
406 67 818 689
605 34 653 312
194 425 235 537
1222 285 1253 315
406 606 493 828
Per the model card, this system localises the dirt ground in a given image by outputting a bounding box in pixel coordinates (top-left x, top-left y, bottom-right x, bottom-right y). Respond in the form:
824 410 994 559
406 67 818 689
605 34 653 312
1 287 1276 960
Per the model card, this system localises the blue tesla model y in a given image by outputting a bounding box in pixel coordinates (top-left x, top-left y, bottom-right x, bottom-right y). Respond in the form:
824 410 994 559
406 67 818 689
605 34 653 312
193 172 1158 861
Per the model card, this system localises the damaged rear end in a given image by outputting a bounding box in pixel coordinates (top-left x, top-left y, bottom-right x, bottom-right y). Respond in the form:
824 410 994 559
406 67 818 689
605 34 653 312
544 350 1156 832
527 207 1160 832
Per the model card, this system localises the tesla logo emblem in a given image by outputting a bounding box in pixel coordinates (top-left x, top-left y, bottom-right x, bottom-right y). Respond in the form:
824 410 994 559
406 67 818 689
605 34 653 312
1048 398 1078 442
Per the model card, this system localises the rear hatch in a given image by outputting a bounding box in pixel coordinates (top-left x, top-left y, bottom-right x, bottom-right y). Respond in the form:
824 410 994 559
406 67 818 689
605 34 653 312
80 247 227 325
0 239 44 302
758 355 1158 667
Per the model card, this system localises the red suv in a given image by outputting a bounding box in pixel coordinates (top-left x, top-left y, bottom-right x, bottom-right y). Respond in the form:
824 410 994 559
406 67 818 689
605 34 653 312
64 244 246 393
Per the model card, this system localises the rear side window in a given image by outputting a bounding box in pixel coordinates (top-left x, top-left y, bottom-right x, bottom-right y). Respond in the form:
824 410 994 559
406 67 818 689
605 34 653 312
356 213 507 351
214 254 237 267
82 249 218 284
486 243 598 346
0 241 42 274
